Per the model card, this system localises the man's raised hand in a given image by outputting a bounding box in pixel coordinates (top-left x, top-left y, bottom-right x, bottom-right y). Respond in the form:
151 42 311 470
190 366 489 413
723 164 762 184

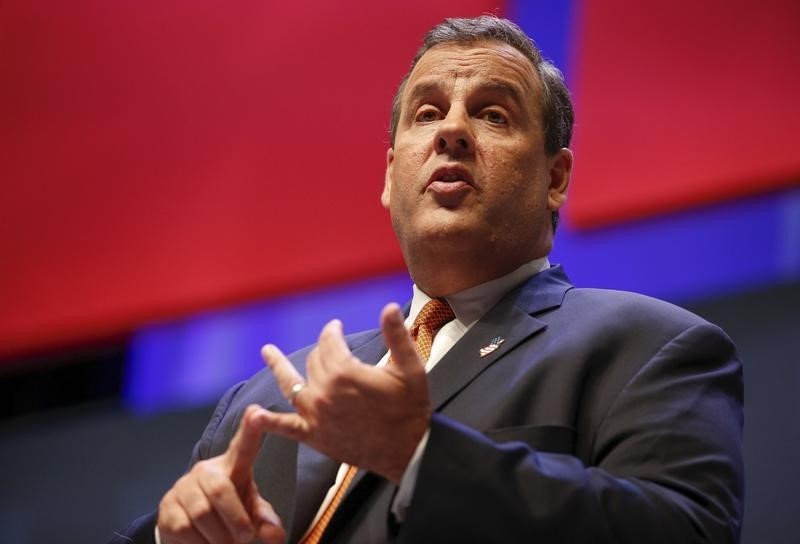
257 303 430 483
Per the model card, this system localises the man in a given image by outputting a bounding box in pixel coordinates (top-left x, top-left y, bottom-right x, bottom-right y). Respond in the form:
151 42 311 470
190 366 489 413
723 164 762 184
114 15 743 544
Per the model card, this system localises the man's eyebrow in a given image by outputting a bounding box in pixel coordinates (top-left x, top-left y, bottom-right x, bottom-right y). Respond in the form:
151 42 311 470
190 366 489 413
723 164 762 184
405 79 528 108
405 81 444 106
479 80 527 106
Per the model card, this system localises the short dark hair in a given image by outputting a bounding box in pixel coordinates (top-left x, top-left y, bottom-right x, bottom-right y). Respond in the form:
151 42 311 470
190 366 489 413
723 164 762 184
389 15 574 156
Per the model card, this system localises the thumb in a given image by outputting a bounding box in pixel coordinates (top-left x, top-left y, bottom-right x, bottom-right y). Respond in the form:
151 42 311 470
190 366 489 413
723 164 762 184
252 495 286 544
226 404 266 490
380 303 422 373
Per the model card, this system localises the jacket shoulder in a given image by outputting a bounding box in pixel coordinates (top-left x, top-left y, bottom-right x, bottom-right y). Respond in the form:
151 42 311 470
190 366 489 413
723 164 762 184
561 287 718 332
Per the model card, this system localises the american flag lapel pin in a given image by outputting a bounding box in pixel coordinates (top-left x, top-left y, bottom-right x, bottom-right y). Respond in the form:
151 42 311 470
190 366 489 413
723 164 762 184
479 336 505 357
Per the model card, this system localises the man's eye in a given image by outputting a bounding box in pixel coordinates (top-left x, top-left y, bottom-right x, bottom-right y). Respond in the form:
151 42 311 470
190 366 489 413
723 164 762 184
416 109 441 123
483 110 507 125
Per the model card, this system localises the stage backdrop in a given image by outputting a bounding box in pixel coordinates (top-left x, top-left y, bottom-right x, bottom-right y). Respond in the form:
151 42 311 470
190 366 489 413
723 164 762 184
2 0 799 363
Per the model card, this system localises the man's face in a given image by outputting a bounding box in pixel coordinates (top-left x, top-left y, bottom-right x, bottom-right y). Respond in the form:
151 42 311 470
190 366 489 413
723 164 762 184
382 41 571 284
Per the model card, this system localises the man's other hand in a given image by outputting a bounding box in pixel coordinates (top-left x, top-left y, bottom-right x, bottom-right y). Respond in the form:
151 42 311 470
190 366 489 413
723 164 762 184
157 404 286 544
258 303 430 483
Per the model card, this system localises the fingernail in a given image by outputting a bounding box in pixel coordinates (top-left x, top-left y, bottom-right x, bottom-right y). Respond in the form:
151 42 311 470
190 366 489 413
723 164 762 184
389 305 404 324
260 505 281 526
238 528 254 542
261 345 277 367
252 409 270 425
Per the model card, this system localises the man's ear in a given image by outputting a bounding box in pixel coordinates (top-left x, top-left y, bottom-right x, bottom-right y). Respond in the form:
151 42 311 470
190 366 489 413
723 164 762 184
381 147 394 210
547 148 573 212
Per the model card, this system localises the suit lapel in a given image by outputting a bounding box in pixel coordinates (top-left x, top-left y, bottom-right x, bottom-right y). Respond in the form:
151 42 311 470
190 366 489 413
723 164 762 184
288 444 339 542
427 301 545 410
428 264 572 411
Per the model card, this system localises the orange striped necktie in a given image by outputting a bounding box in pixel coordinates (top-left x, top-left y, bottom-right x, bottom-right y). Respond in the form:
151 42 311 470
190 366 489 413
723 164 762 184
300 298 455 544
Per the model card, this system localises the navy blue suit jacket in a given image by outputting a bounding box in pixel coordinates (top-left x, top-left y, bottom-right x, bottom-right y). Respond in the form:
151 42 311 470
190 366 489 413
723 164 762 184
113 266 743 543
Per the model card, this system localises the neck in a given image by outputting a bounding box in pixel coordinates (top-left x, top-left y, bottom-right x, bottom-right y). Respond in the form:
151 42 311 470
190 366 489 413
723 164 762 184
407 249 547 298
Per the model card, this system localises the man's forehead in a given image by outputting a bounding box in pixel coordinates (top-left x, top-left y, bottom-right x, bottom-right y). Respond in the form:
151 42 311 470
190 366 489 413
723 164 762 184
404 41 539 98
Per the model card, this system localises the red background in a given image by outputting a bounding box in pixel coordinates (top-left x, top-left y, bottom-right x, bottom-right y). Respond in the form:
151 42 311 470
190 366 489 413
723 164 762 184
2 0 799 359
570 0 800 227
1 0 501 359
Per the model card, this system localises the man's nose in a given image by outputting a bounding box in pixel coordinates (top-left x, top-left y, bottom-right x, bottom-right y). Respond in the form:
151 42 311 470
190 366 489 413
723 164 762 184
433 109 475 156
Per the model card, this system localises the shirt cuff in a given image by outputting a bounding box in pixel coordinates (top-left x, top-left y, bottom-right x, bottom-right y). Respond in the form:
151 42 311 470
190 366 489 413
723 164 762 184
390 427 430 523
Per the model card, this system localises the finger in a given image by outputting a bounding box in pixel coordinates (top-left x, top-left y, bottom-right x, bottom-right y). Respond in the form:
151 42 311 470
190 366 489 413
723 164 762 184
380 303 422 372
251 408 311 443
305 346 325 385
196 465 255 543
257 520 287 544
250 495 287 544
158 491 206 544
174 478 227 544
226 405 266 488
317 319 353 370
261 344 306 401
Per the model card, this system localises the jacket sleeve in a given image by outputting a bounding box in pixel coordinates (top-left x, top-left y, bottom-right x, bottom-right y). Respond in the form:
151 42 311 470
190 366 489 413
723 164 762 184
400 323 744 543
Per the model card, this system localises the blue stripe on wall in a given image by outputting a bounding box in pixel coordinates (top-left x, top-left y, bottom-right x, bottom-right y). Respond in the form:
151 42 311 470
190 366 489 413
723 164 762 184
124 271 412 412
507 0 576 74
554 188 800 301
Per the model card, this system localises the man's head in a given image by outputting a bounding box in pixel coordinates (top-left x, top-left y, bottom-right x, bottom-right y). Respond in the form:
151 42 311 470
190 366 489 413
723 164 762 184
382 16 574 296
389 16 573 157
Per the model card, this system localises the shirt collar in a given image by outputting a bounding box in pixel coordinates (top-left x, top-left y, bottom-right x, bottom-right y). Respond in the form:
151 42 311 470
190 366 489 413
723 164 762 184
407 257 550 329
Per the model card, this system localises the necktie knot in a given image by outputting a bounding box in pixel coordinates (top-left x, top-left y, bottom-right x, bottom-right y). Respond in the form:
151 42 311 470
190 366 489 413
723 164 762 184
410 298 455 362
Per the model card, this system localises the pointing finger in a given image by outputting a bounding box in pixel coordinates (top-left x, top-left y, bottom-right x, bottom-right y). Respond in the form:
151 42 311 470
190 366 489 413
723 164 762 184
226 404 267 489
